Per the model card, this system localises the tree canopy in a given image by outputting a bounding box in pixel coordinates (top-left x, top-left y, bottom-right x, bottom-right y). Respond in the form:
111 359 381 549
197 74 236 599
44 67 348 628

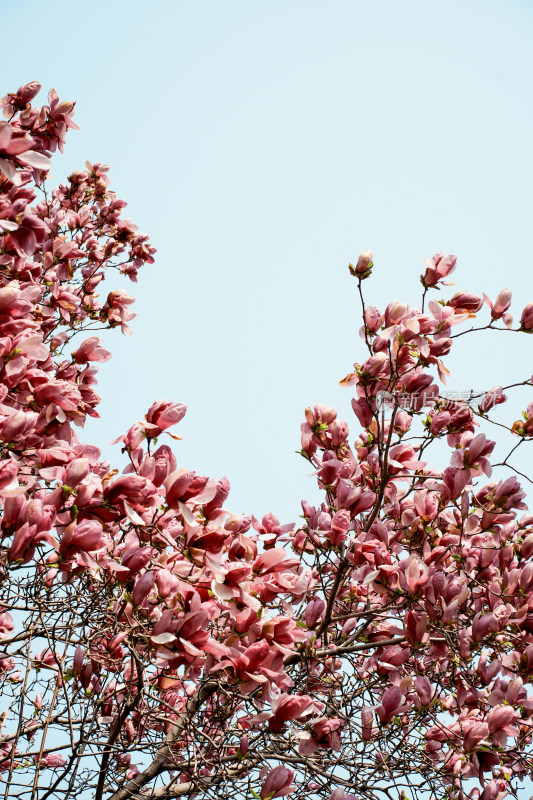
0 82 532 800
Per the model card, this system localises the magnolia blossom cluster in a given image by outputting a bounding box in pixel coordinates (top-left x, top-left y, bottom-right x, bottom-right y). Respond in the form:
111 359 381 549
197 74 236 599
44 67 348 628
0 84 532 800
294 252 533 798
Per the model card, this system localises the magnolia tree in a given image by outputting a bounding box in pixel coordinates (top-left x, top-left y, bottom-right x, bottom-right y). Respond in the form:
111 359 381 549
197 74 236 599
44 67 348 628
0 82 532 800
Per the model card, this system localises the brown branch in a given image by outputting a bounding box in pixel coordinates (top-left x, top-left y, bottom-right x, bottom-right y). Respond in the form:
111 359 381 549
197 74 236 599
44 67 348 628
94 648 145 800
109 680 218 800
315 634 407 658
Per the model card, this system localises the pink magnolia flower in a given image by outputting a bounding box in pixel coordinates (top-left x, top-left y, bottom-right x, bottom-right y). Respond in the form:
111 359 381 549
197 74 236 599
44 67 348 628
41 87 80 150
429 336 453 357
429 403 473 437
519 561 533 592
64 458 90 488
422 252 457 286
304 404 337 428
404 611 430 647
71 337 111 363
131 570 155 605
121 546 153 575
268 693 316 731
448 291 483 314
0 458 19 491
415 675 433 706
155 568 180 599
213 639 288 693
58 519 109 559
440 466 471 500
413 491 439 521
511 400 533 437
486 705 519 747
0 283 33 317
377 686 408 722
35 753 66 769
209 557 253 605
520 302 533 331
401 369 436 395
299 717 345 754
428 298 465 333
363 305 383 333
110 423 145 450
485 288 512 320
384 300 409 328
492 475 527 510
0 409 38 444
143 399 187 437
304 596 326 628
0 610 14 639
402 555 430 595
1 81 42 112
472 606 511 641
33 649 60 671
336 481 376 515
103 290 136 333
73 645 84 676
351 396 374 428
387 443 426 475
202 475 231 518
105 474 158 510
479 781 508 800
326 509 350 546
8 522 54 564
0 122 48 183
4 211 47 255
394 409 413 434
361 706 374 740
259 616 307 654
451 433 495 477
361 351 390 379
163 469 196 508
462 720 490 752
169 609 228 664
479 386 506 413
34 379 82 413
260 765 295 799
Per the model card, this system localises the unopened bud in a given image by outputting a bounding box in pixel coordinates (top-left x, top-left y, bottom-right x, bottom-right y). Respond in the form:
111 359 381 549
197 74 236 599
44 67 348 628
349 249 374 278
17 82 41 105
491 288 512 319
520 302 533 331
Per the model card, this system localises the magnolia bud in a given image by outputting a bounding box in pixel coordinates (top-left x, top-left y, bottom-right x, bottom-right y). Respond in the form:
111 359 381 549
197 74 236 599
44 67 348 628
349 249 374 278
520 302 533 331
17 82 41 105
491 288 512 319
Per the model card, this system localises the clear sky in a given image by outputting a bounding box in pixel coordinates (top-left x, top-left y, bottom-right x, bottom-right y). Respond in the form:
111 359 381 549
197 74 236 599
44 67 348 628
3 0 533 522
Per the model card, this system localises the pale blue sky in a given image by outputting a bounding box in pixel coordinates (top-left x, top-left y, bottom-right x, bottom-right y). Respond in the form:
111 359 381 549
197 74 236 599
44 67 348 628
3 0 533 521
